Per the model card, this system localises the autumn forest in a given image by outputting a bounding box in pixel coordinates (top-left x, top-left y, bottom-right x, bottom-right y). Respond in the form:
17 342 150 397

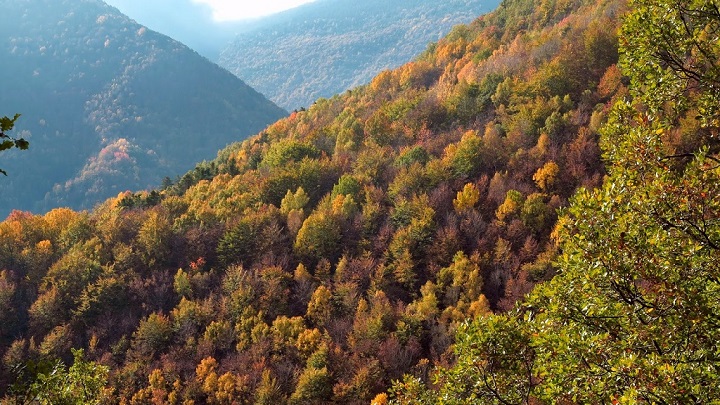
1 0 719 403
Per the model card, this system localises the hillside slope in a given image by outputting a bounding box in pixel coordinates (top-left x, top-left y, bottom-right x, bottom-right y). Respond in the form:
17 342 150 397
218 0 501 110
394 0 720 401
0 0 286 217
0 0 623 402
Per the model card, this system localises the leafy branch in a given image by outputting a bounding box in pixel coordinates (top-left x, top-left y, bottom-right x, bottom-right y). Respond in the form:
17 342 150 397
0 114 28 176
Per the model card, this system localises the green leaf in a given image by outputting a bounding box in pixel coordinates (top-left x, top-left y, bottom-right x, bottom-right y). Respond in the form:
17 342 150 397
0 114 19 132
0 140 14 151
14 138 29 150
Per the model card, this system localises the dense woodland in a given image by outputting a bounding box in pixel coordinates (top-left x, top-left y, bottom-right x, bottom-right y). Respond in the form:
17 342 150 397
218 0 500 110
2 0 719 402
0 0 286 217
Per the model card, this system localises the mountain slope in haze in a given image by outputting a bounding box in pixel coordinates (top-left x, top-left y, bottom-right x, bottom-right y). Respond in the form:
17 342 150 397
0 0 623 401
102 0 250 60
0 0 286 217
218 0 501 110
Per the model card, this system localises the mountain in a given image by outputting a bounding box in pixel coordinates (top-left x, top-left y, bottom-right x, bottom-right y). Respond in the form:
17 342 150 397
102 0 251 60
2 0 687 402
0 0 286 217
218 0 501 110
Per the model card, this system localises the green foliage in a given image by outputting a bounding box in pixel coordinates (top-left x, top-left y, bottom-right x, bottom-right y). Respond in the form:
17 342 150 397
137 210 173 266
131 313 173 359
218 220 259 267
621 0 720 126
294 210 343 263
437 251 484 306
254 369 285 405
395 146 430 168
496 189 524 222
8 349 108 404
445 75 503 122
520 193 551 232
404 314 535 405
280 187 310 215
448 130 484 178
0 114 28 176
290 367 333 404
332 174 362 200
118 190 162 210
217 207 281 266
306 285 334 326
261 157 337 206
261 140 321 168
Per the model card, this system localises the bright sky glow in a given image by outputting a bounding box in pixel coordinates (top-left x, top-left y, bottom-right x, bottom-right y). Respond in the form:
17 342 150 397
191 0 317 21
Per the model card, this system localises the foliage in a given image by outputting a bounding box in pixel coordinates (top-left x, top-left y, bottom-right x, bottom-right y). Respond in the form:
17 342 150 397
8 349 108 404
0 114 28 176
0 0 623 402
453 183 481 212
261 140 321 169
394 0 720 402
394 314 535 404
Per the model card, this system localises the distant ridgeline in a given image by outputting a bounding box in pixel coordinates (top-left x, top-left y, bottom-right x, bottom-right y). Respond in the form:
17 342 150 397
218 0 502 111
0 0 286 217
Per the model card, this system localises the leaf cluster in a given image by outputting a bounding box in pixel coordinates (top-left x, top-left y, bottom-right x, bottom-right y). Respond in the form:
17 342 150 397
0 114 28 176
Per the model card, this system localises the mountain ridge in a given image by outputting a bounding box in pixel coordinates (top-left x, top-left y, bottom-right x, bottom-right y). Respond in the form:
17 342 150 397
0 0 286 217
218 0 501 110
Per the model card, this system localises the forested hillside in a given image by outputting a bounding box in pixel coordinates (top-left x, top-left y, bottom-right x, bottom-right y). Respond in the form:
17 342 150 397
218 0 501 110
0 0 286 217
0 0 661 402
392 0 720 402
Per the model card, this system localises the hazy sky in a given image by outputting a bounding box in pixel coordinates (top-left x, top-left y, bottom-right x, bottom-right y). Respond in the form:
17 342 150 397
103 0 318 58
193 0 317 21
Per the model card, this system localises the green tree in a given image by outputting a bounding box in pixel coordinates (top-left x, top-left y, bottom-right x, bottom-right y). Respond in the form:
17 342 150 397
289 366 333 404
1 114 29 176
260 139 320 168
621 0 720 126
130 312 173 359
306 285 334 327
495 189 524 222
9 349 108 404
294 194 356 263
394 314 535 405
448 130 484 178
280 187 310 215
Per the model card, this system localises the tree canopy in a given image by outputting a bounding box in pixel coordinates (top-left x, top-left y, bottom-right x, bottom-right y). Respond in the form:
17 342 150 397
393 0 720 402
0 0 637 402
